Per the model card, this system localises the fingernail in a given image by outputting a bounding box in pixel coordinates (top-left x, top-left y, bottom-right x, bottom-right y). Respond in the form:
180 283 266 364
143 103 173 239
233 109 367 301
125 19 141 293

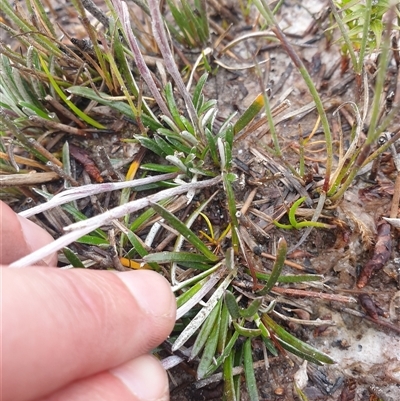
17 215 57 266
111 355 169 401
117 270 176 318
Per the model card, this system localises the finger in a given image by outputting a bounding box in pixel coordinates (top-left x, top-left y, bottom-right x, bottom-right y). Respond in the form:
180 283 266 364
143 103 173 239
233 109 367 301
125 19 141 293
2 268 176 401
40 355 169 401
0 201 57 266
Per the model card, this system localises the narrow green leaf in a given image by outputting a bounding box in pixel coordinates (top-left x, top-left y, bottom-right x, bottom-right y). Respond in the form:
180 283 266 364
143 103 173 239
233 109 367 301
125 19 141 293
124 229 160 271
263 337 278 356
136 136 166 157
193 73 208 110
197 299 222 379
76 235 109 246
261 314 335 364
150 202 219 261
204 128 219 166
39 57 105 129
257 238 287 295
233 93 264 135
128 199 172 232
190 301 221 360
154 134 176 156
176 275 209 308
67 86 163 131
179 115 195 135
143 251 211 264
254 313 271 340
222 172 239 251
205 330 240 377
32 0 57 36
67 86 134 118
233 322 262 338
164 82 186 131
112 30 139 99
140 163 180 173
240 297 263 318
217 301 230 354
243 338 259 401
223 351 237 401
233 341 243 399
19 101 51 119
224 290 240 319
63 247 85 267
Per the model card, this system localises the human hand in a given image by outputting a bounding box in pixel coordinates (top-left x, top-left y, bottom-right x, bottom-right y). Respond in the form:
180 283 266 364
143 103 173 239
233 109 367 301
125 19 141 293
1 201 176 401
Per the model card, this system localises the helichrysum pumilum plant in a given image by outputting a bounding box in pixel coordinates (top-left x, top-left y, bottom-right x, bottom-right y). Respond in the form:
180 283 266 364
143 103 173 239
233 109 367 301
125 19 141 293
1 0 399 398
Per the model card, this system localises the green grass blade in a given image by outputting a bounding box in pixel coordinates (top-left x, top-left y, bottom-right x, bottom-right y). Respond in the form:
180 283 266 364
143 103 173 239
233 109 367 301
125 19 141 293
257 238 287 295
243 338 259 401
197 298 222 379
173 267 236 351
205 328 240 377
233 93 264 135
39 57 105 129
190 300 221 360
223 351 237 401
192 73 208 110
63 247 85 267
67 86 163 131
144 251 212 264
240 298 263 318
233 321 262 338
164 82 186 131
76 235 109 246
150 202 219 261
140 164 180 173
222 172 239 252
261 314 335 364
224 289 240 319
176 275 209 308
217 301 230 354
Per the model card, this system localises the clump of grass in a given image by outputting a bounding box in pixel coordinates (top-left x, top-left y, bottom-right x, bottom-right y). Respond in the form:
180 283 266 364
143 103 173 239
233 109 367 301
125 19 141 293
1 0 399 399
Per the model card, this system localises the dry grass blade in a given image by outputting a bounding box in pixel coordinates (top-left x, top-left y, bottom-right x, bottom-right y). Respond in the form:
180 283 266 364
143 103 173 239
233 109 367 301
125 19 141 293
19 173 178 218
10 176 221 268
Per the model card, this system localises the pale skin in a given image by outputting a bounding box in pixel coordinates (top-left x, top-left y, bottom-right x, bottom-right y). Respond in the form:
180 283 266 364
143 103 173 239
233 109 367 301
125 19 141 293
1 201 176 401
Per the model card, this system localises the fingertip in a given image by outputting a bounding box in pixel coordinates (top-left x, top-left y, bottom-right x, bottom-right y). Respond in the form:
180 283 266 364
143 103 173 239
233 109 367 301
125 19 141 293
17 215 58 266
0 201 57 266
116 270 176 321
111 355 169 401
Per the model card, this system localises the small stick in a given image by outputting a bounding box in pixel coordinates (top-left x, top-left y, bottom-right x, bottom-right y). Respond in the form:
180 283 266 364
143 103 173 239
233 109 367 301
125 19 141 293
0 172 59 187
271 287 356 303
28 116 88 136
357 220 392 288
261 252 306 271
46 161 79 186
27 137 63 167
45 95 86 128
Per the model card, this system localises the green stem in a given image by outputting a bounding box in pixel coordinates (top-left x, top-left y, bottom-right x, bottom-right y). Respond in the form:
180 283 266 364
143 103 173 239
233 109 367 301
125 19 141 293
330 9 394 202
358 0 372 73
254 0 333 190
328 0 359 73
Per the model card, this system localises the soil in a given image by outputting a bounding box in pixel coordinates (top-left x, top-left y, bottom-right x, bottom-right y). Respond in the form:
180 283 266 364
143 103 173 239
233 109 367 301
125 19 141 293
2 0 400 400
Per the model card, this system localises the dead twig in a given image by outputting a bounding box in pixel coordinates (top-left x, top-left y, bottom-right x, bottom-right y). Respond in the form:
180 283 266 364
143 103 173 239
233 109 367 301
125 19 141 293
357 220 392 288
